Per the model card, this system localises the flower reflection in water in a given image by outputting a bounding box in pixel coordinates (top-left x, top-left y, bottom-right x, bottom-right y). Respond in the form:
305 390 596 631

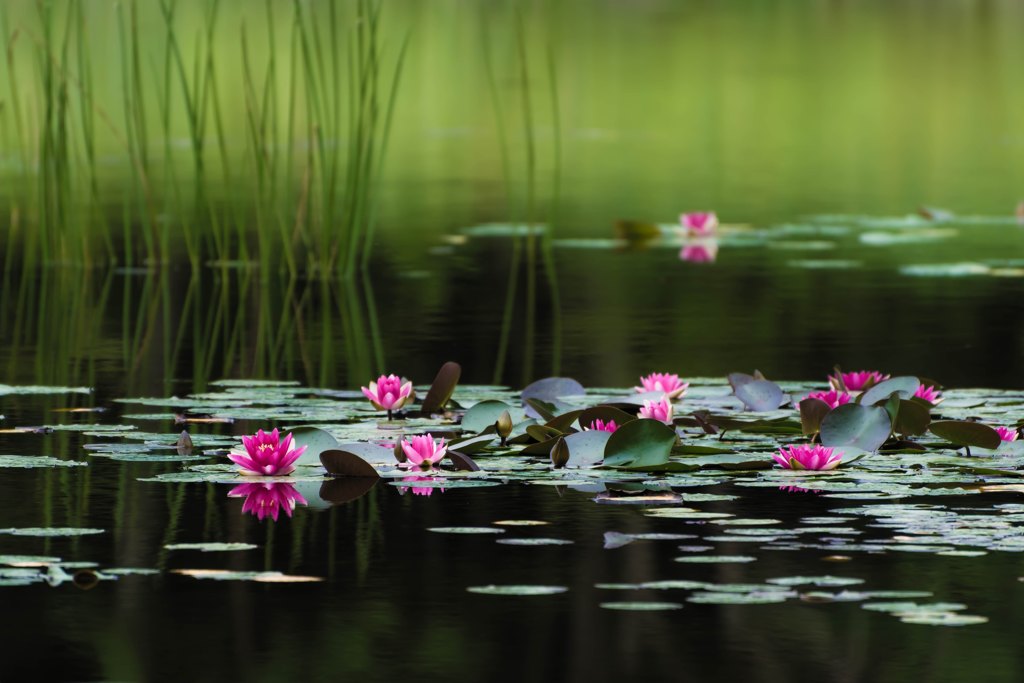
398 476 446 497
778 485 822 495
679 240 719 263
228 482 308 521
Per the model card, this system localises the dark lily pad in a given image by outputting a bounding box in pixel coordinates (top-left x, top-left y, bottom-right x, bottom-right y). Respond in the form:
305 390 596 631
799 398 831 435
318 477 379 504
894 399 931 436
320 450 380 478
420 361 461 415
929 421 1001 449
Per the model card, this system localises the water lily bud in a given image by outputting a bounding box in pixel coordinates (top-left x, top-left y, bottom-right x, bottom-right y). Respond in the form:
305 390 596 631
176 430 194 455
394 440 407 464
495 410 513 440
551 437 569 469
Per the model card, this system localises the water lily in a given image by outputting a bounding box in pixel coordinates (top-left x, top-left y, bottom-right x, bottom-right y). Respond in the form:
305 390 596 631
830 370 889 392
996 427 1019 442
586 419 619 433
635 372 689 399
679 242 718 263
914 384 943 405
400 434 447 471
398 476 445 497
802 390 851 409
680 211 718 236
361 374 413 419
228 428 306 476
773 444 842 470
638 396 674 424
228 482 308 521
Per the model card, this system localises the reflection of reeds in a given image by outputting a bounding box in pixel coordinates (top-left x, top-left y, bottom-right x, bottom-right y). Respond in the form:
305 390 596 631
1 0 405 276
484 9 563 386
0 266 383 394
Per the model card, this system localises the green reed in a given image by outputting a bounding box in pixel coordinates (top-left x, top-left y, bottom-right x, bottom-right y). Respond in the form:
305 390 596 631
0 0 405 277
484 7 564 386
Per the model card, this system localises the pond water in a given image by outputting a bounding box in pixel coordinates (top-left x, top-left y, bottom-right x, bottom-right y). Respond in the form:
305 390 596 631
4 0 1024 681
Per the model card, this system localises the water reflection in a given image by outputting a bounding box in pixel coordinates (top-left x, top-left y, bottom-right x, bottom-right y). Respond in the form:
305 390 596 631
228 482 308 521
397 476 445 497
679 240 719 263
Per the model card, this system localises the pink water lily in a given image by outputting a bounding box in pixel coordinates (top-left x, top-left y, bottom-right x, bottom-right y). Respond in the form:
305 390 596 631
680 211 718 236
586 419 619 433
830 370 889 392
638 396 674 424
361 374 413 418
228 429 307 476
996 427 1019 442
400 434 448 471
914 384 943 405
635 372 689 399
802 390 851 410
228 482 308 521
773 444 842 471
398 475 445 497
679 243 718 263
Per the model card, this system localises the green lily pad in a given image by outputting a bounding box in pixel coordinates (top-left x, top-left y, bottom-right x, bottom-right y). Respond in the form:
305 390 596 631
164 543 258 552
603 419 677 468
600 601 683 611
0 527 104 537
0 455 87 468
820 403 891 452
427 527 506 534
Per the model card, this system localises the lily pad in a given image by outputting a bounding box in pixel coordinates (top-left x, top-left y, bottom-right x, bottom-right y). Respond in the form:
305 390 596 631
820 403 891 452
603 419 677 468
466 584 567 596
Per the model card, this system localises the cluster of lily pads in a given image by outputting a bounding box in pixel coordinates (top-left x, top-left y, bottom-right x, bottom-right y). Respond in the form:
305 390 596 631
221 363 1021 488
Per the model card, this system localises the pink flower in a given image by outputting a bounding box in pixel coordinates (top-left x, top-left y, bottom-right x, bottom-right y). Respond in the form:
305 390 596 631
773 444 842 471
398 476 445 497
228 429 307 476
228 482 308 521
680 211 718 236
996 427 1019 442
586 419 619 433
914 384 942 405
830 370 889 392
679 243 718 263
638 397 674 424
802 390 851 410
635 372 689 399
400 434 447 471
361 374 413 413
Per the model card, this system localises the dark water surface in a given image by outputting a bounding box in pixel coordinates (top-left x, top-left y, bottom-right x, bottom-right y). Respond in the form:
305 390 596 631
3 0 1024 679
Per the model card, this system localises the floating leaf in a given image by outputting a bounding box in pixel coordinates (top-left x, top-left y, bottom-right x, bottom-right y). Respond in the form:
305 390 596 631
427 527 505 535
289 426 340 467
560 431 611 468
735 380 785 412
466 584 567 596
495 538 573 546
602 419 677 468
462 401 515 433
420 361 461 415
929 421 1001 449
860 377 921 406
894 399 931 436
820 403 891 452
320 450 380 478
521 377 585 403
164 543 257 552
577 406 636 430
600 602 683 611
0 527 103 537
0 455 86 469
799 398 831 435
